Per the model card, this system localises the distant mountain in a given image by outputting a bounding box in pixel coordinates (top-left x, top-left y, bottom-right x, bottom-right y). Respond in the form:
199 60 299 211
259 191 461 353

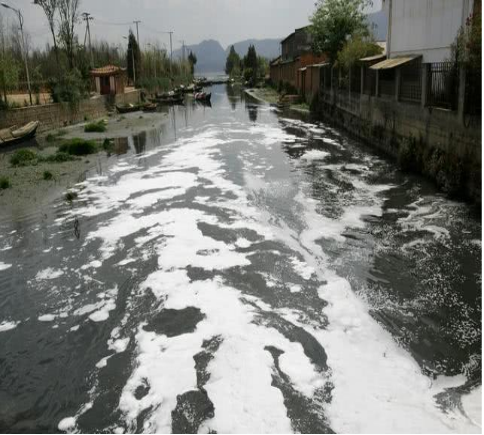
367 10 388 42
227 39 282 61
174 37 283 73
174 39 226 73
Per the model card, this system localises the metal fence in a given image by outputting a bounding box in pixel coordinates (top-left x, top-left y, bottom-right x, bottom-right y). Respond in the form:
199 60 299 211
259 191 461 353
426 62 458 110
363 67 376 95
379 69 396 97
400 59 422 103
350 66 361 93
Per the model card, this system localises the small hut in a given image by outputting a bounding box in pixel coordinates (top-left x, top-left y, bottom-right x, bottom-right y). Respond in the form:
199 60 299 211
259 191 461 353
90 65 127 95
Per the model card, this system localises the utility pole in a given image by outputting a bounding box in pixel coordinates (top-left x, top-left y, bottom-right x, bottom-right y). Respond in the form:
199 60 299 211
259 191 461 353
82 12 94 67
1 3 32 105
179 40 186 75
133 20 141 45
168 31 173 76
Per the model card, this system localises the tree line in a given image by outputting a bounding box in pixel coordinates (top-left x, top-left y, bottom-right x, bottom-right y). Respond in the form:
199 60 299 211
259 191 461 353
225 44 268 85
0 0 194 109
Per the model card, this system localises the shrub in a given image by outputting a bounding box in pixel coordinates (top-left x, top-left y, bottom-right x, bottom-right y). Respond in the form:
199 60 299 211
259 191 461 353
0 176 11 189
48 68 89 105
43 170 53 180
10 149 38 166
59 138 98 156
84 121 106 133
43 152 77 163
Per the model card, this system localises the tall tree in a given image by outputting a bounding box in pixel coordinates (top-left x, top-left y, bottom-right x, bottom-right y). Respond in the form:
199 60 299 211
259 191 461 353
310 0 372 63
243 44 258 83
127 30 141 83
58 0 80 69
33 0 59 63
188 51 197 75
225 45 240 76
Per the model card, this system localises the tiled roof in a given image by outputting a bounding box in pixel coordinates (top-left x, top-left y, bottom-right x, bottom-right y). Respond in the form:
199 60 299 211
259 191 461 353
90 65 125 76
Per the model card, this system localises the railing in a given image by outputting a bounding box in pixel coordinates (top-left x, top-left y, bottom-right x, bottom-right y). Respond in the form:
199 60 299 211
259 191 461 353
350 66 361 93
363 67 376 95
426 62 458 110
400 60 422 103
379 69 395 97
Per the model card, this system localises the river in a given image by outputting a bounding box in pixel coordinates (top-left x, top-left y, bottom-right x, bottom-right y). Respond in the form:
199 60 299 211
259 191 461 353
0 85 481 433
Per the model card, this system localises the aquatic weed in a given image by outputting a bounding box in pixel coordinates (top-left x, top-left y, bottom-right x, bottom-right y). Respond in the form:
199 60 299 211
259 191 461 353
59 138 98 156
10 149 38 166
0 176 11 189
43 170 54 181
84 120 106 133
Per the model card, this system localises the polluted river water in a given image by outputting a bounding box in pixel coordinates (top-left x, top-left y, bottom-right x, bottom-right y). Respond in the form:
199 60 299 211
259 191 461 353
0 85 481 433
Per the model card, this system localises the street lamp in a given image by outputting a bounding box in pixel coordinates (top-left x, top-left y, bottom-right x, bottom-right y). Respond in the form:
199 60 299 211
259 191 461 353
1 2 32 105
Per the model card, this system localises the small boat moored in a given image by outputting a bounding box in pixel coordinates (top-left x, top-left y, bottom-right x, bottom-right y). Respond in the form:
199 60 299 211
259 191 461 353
194 92 212 103
116 104 142 114
0 121 40 147
142 103 158 112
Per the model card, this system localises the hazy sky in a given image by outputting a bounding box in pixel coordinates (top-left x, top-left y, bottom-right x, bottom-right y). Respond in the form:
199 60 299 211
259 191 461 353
1 0 382 51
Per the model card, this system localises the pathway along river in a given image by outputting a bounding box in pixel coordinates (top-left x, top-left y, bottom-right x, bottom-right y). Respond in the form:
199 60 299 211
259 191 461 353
0 85 481 433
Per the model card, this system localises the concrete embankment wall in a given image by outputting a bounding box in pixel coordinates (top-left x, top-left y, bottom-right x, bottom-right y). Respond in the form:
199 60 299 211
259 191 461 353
312 91 481 203
0 90 141 134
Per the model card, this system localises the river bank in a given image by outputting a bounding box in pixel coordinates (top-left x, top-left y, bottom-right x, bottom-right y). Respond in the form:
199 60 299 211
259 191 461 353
0 111 169 215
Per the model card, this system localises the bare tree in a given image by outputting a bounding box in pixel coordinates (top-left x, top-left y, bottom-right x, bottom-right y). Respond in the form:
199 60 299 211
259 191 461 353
33 0 59 63
58 0 80 69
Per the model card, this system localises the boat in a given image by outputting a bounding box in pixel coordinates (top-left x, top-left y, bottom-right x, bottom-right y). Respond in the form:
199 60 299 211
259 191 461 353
155 94 185 105
116 104 141 114
0 121 40 147
194 92 211 103
142 103 158 112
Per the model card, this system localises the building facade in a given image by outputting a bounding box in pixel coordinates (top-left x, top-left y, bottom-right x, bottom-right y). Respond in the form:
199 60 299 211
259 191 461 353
383 0 475 62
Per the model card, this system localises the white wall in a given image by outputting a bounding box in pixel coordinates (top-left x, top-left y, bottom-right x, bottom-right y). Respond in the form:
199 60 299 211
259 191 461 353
385 0 474 62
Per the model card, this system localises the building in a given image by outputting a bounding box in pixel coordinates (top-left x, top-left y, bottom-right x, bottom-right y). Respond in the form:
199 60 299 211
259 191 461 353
91 65 127 96
383 0 475 63
271 26 326 92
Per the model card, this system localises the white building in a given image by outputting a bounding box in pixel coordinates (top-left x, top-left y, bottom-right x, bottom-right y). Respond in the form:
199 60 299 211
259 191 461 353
383 0 476 63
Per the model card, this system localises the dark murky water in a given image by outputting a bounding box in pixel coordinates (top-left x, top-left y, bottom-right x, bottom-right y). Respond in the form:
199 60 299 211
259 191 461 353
0 85 481 433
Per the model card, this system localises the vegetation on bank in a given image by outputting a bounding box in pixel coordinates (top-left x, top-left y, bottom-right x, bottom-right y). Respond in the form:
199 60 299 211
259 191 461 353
84 120 107 133
225 44 269 85
0 0 194 109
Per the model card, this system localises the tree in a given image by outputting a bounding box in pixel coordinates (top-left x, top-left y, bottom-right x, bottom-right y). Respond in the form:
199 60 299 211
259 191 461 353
225 45 240 76
58 0 81 69
127 30 141 84
0 53 19 106
310 0 372 63
257 56 269 78
33 0 59 64
188 51 197 75
243 44 258 84
337 36 382 68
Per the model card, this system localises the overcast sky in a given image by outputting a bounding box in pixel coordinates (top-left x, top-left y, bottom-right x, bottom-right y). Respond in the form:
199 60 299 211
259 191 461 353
1 0 382 51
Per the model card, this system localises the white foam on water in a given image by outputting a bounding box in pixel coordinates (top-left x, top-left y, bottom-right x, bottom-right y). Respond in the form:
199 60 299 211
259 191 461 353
0 262 12 271
461 387 482 428
58 417 76 432
0 320 19 332
300 149 330 161
38 314 57 322
36 268 64 281
289 284 302 293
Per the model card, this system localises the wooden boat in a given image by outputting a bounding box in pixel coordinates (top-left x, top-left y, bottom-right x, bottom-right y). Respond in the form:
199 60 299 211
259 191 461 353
142 103 158 112
116 104 141 114
194 92 211 103
155 94 185 105
0 121 40 147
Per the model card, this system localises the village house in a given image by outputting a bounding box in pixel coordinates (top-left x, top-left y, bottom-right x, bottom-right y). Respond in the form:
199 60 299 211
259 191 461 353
90 65 127 96
270 26 326 93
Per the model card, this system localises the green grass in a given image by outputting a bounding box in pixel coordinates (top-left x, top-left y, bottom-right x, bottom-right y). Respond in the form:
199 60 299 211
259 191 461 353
43 170 53 181
59 138 98 156
45 129 67 143
0 176 11 189
84 120 106 133
10 149 38 166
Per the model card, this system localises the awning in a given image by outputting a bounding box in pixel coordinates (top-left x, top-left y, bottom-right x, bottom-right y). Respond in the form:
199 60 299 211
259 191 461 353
370 55 421 70
298 67 307 72
311 62 330 68
360 53 386 62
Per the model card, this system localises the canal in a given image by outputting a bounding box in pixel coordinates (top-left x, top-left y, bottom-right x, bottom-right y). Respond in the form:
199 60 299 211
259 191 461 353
0 85 481 433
